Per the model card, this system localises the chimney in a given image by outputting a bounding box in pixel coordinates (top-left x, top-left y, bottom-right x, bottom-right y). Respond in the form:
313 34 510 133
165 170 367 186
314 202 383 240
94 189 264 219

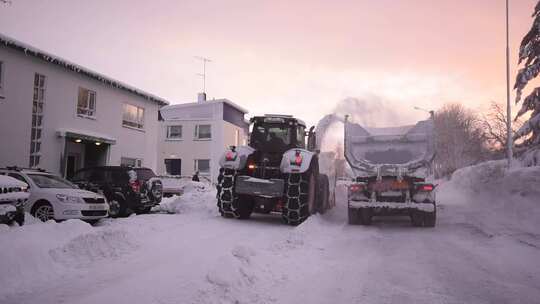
197 92 207 103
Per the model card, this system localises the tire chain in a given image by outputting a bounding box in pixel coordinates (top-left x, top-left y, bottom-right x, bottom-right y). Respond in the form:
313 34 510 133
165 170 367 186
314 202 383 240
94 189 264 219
217 168 239 218
282 172 310 225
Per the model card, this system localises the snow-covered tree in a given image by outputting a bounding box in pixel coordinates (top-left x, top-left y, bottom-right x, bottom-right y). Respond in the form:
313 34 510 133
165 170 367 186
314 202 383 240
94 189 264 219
514 1 540 165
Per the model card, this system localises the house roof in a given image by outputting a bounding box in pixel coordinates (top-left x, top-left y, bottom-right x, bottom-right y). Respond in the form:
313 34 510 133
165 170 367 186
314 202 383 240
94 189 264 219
0 33 169 106
162 98 249 115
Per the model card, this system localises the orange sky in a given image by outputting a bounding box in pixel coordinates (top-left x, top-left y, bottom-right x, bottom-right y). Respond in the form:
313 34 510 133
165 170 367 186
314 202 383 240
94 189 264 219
0 0 538 126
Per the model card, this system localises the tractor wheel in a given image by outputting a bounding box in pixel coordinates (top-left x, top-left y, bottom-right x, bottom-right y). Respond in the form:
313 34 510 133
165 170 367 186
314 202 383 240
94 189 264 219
316 174 330 214
216 168 253 219
282 165 317 226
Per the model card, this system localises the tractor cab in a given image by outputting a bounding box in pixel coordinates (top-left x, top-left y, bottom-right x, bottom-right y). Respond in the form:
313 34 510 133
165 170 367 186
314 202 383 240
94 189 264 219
249 115 315 154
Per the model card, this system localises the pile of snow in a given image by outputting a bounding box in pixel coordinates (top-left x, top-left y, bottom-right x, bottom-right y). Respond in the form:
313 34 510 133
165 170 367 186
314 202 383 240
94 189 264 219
155 181 217 216
437 160 540 235
0 219 138 296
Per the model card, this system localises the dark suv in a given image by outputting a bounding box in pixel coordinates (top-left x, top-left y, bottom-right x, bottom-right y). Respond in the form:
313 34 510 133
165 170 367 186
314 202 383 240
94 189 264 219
71 166 163 217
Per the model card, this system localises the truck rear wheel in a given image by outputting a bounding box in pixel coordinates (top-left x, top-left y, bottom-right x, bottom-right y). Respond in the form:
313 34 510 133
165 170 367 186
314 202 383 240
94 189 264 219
217 169 254 219
358 208 372 225
411 210 424 227
424 205 436 227
283 169 316 226
348 207 359 225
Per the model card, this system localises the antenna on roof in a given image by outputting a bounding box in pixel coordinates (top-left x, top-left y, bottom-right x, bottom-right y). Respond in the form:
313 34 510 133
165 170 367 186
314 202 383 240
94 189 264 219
194 56 212 94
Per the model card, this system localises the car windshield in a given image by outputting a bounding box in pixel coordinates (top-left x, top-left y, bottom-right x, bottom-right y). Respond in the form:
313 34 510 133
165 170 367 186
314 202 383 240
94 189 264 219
27 173 76 189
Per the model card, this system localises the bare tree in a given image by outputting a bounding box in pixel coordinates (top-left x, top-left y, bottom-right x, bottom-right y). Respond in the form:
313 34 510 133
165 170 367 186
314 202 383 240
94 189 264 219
433 103 489 177
480 101 524 157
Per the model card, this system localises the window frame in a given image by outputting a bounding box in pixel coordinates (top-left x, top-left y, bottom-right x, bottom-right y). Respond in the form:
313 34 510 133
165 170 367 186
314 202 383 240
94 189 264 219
29 73 46 168
77 87 97 119
122 103 145 130
120 157 143 168
166 125 183 140
194 159 211 175
194 124 212 140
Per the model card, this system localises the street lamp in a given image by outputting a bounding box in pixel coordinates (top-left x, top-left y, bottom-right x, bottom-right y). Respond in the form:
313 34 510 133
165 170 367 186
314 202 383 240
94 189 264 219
506 0 513 168
414 106 435 119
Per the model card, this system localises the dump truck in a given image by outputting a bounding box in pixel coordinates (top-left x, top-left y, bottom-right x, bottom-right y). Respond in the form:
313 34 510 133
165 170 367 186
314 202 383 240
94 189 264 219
344 115 437 227
217 114 331 226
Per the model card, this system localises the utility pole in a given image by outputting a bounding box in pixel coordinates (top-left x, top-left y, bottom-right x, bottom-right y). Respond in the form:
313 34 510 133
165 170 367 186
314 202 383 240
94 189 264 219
506 0 513 168
194 56 212 93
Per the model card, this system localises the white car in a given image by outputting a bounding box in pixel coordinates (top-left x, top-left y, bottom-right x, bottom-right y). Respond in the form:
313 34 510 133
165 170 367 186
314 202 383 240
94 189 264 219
0 168 109 222
0 175 29 225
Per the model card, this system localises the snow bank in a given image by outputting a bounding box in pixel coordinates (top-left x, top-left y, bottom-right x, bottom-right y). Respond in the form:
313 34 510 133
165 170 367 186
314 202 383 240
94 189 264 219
437 160 540 234
0 219 137 296
155 181 217 216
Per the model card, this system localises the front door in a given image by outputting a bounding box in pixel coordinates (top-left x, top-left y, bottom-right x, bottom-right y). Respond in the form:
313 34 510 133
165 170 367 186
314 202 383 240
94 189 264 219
66 153 80 179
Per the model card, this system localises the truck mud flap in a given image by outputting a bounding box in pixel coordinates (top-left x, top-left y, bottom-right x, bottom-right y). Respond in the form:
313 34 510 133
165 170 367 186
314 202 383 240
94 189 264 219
235 175 284 198
349 201 435 212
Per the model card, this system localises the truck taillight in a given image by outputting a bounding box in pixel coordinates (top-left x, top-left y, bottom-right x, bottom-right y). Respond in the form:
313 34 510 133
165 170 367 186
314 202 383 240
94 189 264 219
247 161 256 171
130 180 141 193
349 183 365 192
417 184 434 192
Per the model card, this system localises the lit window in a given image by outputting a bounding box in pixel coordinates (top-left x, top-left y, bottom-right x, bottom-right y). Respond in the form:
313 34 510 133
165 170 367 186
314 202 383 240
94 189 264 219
122 104 145 129
77 87 96 117
194 159 210 174
166 125 182 139
194 124 211 140
121 157 143 167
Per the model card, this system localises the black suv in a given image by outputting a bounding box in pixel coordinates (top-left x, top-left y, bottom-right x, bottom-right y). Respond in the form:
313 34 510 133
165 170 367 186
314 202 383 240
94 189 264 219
71 166 163 217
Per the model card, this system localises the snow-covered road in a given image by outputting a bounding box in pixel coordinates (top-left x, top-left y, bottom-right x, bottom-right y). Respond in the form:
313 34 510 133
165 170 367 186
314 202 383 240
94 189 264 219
1 161 539 304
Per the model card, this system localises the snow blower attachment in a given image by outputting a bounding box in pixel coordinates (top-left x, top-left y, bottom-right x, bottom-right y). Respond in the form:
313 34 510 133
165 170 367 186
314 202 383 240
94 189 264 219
217 115 332 226
344 116 437 227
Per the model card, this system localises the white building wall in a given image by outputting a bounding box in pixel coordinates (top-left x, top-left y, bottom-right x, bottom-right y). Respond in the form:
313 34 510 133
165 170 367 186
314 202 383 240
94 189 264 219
158 101 248 183
0 46 161 174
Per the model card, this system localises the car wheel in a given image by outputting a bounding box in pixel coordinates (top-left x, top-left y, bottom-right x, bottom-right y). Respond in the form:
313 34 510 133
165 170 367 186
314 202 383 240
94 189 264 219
108 199 122 218
32 202 54 222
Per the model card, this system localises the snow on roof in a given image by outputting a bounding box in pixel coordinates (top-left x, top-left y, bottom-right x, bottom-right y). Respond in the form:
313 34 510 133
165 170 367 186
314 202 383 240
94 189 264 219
0 33 169 106
162 98 249 114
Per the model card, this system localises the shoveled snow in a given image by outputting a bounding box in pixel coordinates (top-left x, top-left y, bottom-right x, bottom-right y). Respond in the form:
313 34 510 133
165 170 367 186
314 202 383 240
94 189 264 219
0 165 539 304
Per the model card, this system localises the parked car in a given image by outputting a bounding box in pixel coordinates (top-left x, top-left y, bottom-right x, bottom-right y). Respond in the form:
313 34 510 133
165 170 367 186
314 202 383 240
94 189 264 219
0 175 29 225
0 167 109 223
71 166 163 217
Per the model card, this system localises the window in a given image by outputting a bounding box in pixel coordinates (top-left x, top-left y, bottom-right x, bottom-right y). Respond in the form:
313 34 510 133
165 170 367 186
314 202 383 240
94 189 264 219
121 157 143 167
164 159 182 175
194 124 211 140
29 73 46 168
166 125 183 140
235 129 240 146
77 87 96 117
8 173 27 184
194 159 210 175
122 104 145 129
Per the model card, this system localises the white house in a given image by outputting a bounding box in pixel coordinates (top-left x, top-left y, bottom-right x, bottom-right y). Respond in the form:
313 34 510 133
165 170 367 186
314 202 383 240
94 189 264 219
158 94 248 182
0 33 169 177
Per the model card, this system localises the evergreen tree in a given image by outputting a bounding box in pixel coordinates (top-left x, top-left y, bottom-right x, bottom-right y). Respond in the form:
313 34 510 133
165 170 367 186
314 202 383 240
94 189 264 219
514 1 540 165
